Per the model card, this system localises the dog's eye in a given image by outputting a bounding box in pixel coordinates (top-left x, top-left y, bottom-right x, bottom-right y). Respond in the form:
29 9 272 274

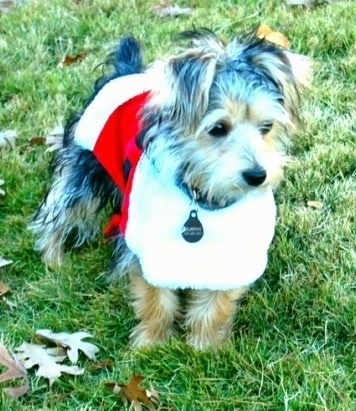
259 122 273 135
208 122 230 138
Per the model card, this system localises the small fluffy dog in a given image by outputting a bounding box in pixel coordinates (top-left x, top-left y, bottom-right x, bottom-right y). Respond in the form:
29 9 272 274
31 29 311 349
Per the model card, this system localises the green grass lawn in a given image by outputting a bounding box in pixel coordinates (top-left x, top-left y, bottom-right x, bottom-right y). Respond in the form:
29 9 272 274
1 0 355 409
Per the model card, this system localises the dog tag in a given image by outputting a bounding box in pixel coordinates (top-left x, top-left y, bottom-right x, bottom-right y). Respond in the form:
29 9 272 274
182 210 204 243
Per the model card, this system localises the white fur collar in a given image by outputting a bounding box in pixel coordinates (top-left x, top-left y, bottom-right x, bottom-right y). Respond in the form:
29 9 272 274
124 155 277 291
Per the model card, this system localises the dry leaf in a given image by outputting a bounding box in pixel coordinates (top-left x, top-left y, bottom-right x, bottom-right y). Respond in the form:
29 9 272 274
45 125 64 152
0 0 16 14
0 179 5 195
45 346 68 357
0 282 10 297
0 343 29 398
152 1 192 18
306 200 324 209
0 130 17 149
28 137 46 146
88 360 114 372
256 25 291 48
35 330 99 364
14 343 84 386
20 137 47 154
286 0 315 5
286 0 333 6
0 257 12 268
107 374 160 411
58 52 88 68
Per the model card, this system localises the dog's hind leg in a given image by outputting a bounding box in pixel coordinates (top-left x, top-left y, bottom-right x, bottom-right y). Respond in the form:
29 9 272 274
30 143 120 267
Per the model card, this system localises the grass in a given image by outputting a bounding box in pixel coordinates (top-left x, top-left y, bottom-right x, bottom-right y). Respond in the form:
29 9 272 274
0 0 355 409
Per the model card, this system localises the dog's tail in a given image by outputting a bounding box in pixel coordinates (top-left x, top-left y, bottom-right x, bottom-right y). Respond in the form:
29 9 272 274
112 37 144 76
95 37 144 92
62 36 145 148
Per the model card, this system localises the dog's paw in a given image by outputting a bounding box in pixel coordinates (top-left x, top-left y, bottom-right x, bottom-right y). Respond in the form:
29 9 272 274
186 335 219 350
40 243 65 269
130 324 173 348
186 328 229 350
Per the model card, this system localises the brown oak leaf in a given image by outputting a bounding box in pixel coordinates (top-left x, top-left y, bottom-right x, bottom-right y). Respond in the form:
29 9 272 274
0 282 11 297
28 137 46 146
58 52 88 68
256 24 291 48
0 343 29 398
106 374 160 411
35 330 99 364
14 343 84 386
88 360 114 372
306 200 324 209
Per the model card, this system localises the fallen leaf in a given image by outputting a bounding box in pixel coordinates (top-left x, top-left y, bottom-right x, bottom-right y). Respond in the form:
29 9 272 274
88 360 114 372
256 25 291 48
0 0 16 14
45 346 68 357
152 1 192 18
286 0 333 6
106 374 160 411
35 330 99 364
286 0 315 4
19 137 47 154
306 200 324 209
0 343 29 398
28 137 46 146
0 257 12 268
14 342 84 386
0 130 17 149
0 179 5 195
0 282 10 297
58 52 88 68
45 125 64 152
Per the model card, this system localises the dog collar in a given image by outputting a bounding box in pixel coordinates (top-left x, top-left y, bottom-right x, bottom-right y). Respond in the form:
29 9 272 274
178 181 237 211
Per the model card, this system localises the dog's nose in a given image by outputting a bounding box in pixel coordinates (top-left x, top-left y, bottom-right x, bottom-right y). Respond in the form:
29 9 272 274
242 167 267 186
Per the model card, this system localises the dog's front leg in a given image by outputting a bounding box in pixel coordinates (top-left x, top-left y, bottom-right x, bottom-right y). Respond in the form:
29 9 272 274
129 273 180 347
185 288 248 349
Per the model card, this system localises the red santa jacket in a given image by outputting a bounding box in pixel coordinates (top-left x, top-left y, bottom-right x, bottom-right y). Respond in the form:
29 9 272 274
74 74 151 237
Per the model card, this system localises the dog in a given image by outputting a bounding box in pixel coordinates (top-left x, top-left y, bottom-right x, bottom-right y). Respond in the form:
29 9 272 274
30 28 312 349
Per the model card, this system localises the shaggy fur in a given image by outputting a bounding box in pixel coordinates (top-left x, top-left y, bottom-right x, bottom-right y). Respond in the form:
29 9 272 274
30 29 311 348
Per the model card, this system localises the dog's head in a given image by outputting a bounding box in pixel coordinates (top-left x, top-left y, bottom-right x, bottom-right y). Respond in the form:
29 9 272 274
143 29 312 209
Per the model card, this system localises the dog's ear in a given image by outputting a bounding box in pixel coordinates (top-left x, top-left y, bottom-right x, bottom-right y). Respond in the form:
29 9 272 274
165 52 217 133
253 48 313 91
253 45 312 124
283 51 313 89
240 40 313 123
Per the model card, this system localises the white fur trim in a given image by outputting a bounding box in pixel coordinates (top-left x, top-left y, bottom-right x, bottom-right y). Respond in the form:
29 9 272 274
125 156 277 291
74 73 151 150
